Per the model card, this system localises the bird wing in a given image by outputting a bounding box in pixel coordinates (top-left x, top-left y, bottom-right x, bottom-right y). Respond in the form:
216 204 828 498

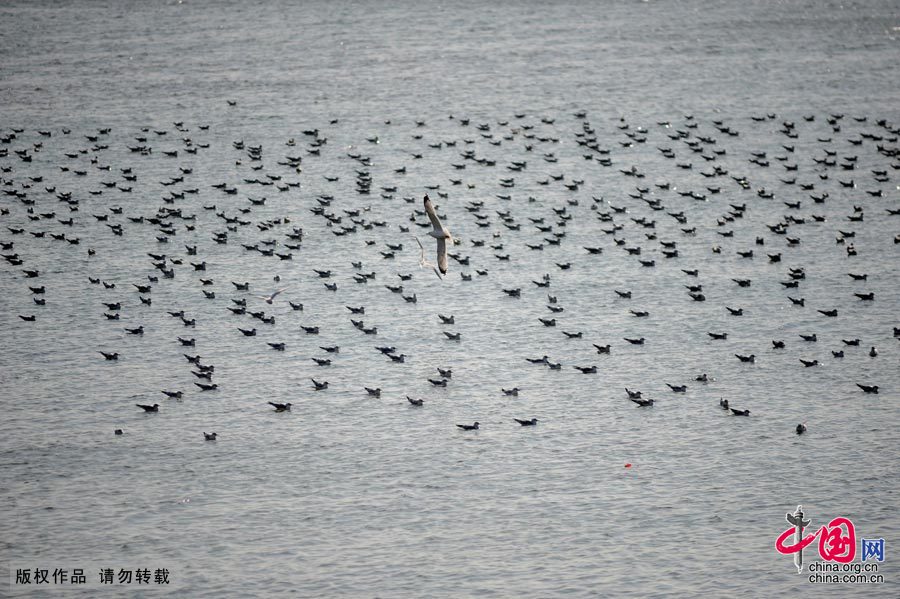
416 237 443 279
424 196 444 233
436 236 448 274
415 236 426 260
270 288 287 299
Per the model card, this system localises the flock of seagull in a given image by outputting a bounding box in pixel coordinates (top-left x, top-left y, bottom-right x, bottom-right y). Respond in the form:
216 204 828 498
2 107 897 442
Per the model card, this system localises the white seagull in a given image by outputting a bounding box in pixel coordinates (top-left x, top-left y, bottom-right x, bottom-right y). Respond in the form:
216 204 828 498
423 195 451 276
256 288 288 304
415 237 443 279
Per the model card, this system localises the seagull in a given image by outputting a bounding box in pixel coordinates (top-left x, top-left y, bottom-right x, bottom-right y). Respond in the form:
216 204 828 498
423 195 451 275
204 432 218 441
256 288 287 304
406 396 424 406
514 418 538 426
136 403 159 412
796 424 807 435
631 397 654 407
731 408 751 416
457 422 480 430
269 402 291 412
414 236 442 279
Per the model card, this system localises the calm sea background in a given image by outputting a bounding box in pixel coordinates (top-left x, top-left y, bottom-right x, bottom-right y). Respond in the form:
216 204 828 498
1 0 899 597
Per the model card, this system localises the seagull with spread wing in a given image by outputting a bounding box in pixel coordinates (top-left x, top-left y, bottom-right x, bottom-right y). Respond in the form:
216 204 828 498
423 195 451 276
256 288 287 304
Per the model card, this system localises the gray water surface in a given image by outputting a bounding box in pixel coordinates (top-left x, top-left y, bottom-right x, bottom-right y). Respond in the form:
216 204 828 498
1 1 899 597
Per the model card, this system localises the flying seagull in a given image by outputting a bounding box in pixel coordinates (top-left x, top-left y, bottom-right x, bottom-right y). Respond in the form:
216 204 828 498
423 195 451 275
256 288 287 304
